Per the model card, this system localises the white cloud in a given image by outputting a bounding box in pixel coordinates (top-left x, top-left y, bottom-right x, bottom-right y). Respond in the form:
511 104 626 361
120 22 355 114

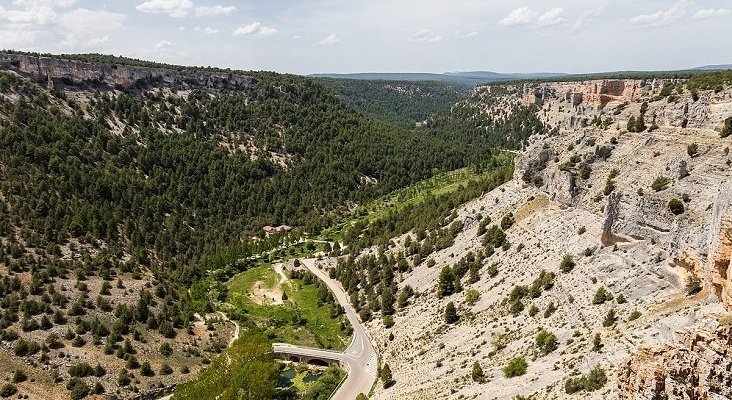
233 22 278 37
292 35 302 40
12 0 75 7
0 28 39 47
135 0 193 18
194 26 222 34
454 30 478 39
0 4 57 25
194 5 236 17
629 0 689 27
536 7 564 27
317 33 341 45
57 8 125 47
409 29 442 43
154 39 173 49
693 8 730 20
571 0 615 34
499 6 534 26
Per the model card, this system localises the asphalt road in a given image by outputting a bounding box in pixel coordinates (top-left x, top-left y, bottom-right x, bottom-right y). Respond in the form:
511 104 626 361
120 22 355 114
293 258 377 400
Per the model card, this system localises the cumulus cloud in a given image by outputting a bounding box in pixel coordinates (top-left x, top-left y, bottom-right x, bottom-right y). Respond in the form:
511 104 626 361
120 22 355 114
12 0 75 7
233 22 278 37
693 8 730 20
317 34 341 45
57 8 125 47
135 0 193 18
0 29 39 47
194 26 221 34
536 7 564 27
499 6 534 26
629 0 689 27
571 0 615 34
409 29 442 43
454 30 478 39
194 5 236 17
154 39 173 49
0 3 57 25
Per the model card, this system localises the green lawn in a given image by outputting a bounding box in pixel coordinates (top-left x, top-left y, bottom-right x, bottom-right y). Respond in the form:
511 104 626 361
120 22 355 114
225 264 349 351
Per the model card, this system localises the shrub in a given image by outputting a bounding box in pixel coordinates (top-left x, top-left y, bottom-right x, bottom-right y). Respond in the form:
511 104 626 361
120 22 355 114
159 342 173 356
471 362 485 383
0 384 17 397
722 116 732 138
140 361 154 376
117 369 131 386
686 275 703 295
501 213 515 230
160 364 173 375
543 302 557 318
503 357 528 378
687 143 699 157
651 176 670 192
560 254 575 273
12 370 27 383
465 289 480 306
67 377 90 400
536 330 558 355
629 310 642 321
669 198 685 215
592 287 612 305
382 315 394 329
602 308 617 327
565 365 608 393
592 333 603 352
69 362 94 377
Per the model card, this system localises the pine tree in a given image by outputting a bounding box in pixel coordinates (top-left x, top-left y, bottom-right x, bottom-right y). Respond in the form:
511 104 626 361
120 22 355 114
471 361 485 383
444 301 459 324
381 363 394 388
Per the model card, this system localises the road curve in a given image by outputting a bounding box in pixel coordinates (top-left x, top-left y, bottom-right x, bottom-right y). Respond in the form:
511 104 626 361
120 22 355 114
297 258 378 400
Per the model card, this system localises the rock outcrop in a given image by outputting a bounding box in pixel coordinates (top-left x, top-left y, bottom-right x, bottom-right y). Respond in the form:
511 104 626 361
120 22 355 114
522 79 652 109
707 186 732 310
618 319 732 400
0 52 254 91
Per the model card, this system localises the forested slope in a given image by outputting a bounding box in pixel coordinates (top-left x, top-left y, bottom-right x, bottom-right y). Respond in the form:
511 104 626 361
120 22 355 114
316 78 471 127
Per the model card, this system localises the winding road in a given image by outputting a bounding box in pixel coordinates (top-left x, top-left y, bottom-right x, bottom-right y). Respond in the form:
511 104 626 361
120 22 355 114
284 258 377 400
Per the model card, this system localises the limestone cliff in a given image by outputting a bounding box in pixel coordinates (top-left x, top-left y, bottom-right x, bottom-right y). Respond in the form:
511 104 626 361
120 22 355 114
618 319 732 400
0 52 254 91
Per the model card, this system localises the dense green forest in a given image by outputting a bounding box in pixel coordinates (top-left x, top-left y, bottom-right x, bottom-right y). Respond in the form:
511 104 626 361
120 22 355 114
316 78 471 127
423 86 547 150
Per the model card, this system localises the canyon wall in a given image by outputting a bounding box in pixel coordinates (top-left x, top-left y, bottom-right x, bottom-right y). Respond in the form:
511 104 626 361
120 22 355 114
0 52 254 91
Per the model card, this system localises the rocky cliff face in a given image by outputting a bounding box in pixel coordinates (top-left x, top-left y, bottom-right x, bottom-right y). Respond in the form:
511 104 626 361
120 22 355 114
707 186 732 310
618 319 732 400
522 79 652 110
0 52 254 91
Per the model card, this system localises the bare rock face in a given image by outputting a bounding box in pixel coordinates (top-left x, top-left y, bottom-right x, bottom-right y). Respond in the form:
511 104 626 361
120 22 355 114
664 98 711 129
546 170 576 206
618 319 732 400
706 186 732 310
0 52 255 91
513 142 554 183
670 160 689 180
602 193 674 245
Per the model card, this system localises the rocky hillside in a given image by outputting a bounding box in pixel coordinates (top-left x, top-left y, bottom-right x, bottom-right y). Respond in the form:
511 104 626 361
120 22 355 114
335 74 732 399
0 51 507 399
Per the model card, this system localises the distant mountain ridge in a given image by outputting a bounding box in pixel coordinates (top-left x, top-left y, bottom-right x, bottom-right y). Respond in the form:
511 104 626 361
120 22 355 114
311 65 732 85
309 71 568 85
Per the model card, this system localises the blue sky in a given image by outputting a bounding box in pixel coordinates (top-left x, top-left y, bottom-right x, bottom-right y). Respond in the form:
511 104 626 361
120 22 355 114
0 0 730 74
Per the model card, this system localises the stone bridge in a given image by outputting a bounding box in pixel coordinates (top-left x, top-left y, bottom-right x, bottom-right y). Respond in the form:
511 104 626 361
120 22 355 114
272 343 346 368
